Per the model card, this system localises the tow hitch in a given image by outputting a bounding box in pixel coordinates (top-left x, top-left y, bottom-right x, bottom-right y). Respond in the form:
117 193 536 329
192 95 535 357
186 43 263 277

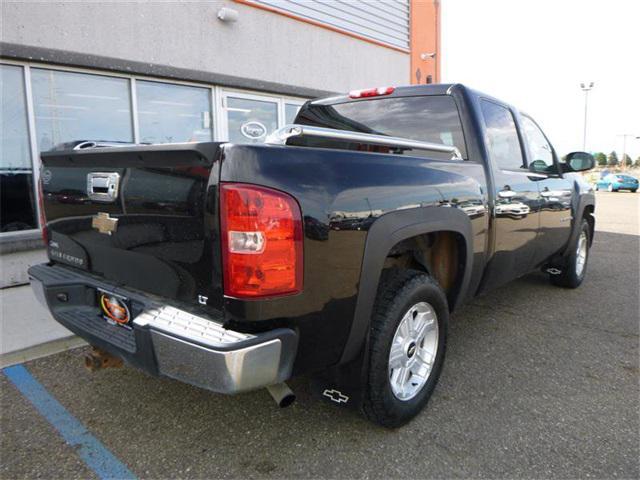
84 347 123 371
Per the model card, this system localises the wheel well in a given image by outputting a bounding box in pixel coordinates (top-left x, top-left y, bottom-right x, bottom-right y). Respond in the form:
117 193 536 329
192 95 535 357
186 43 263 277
381 231 466 310
583 205 595 245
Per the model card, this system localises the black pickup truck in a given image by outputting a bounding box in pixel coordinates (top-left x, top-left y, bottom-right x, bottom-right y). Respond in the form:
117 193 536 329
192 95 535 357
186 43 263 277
29 84 595 427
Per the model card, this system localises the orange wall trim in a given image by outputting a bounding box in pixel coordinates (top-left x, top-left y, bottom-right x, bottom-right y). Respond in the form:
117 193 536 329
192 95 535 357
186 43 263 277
234 0 410 54
410 0 440 84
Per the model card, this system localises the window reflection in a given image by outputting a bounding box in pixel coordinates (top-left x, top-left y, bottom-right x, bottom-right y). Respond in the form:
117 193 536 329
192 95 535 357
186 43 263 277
31 69 133 151
480 100 524 171
137 81 212 144
1 65 37 232
226 97 278 144
285 103 301 124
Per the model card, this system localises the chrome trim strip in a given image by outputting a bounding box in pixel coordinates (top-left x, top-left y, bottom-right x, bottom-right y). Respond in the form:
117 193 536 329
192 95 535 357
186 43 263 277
134 305 254 347
266 124 463 160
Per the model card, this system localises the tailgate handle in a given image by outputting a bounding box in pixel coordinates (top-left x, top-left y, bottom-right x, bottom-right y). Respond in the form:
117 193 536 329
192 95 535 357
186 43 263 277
87 172 120 202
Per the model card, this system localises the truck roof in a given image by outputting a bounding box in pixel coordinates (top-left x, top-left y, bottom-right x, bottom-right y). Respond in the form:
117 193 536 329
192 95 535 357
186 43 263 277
309 83 512 112
309 83 463 106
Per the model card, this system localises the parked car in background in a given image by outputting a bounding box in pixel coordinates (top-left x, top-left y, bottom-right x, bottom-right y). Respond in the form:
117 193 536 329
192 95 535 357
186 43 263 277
595 173 638 192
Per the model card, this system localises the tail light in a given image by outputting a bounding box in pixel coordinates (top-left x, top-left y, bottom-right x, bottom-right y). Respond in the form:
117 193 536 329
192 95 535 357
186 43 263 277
349 86 395 99
220 183 303 298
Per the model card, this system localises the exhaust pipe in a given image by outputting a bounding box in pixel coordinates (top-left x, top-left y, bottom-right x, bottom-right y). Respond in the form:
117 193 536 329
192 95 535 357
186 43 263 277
84 347 123 371
266 382 296 408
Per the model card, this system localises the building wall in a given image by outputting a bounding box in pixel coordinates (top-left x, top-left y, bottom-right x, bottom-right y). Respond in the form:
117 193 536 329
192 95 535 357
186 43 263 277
1 0 410 93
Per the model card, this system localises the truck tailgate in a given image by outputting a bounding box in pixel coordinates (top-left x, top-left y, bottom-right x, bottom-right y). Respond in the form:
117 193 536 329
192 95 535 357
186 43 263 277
40 142 222 306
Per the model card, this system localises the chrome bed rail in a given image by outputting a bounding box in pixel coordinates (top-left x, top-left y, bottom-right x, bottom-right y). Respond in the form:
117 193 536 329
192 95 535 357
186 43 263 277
266 124 463 160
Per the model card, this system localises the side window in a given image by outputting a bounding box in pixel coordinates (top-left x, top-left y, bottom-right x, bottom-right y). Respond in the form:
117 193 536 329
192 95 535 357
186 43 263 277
480 100 524 171
521 115 554 173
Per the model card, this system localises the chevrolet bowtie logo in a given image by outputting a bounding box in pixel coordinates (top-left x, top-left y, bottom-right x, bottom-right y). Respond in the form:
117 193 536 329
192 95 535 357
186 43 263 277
322 389 349 404
92 212 118 235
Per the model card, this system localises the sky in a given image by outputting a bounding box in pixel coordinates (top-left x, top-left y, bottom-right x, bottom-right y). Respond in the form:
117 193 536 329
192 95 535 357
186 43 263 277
441 0 640 160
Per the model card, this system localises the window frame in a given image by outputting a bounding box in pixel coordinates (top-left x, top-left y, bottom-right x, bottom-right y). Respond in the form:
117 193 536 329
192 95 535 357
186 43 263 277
0 61 41 240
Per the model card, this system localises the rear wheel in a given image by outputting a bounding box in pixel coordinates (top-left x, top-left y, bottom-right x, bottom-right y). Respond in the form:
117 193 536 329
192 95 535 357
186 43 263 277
550 219 590 288
631 189 637 193
363 270 448 428
607 184 615 192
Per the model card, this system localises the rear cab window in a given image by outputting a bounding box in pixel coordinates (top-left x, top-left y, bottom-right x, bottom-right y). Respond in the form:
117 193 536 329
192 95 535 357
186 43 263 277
292 95 467 161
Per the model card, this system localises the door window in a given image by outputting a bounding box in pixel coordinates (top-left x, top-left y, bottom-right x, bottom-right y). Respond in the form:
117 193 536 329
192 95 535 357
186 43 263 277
480 100 524 171
31 68 133 151
1 64 37 232
521 115 555 173
224 95 278 144
136 81 212 143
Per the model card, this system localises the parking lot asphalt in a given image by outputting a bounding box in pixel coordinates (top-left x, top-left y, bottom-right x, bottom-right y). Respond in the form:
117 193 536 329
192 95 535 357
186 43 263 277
2 191 639 479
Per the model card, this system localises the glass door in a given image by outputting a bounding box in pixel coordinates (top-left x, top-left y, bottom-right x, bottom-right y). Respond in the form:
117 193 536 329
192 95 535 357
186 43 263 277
220 91 279 144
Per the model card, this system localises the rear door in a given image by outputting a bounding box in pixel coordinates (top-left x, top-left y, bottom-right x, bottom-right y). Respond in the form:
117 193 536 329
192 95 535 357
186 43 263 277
479 99 541 291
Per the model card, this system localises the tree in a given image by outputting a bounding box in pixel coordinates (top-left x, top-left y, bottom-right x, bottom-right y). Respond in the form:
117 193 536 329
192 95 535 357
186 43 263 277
622 154 633 167
594 152 607 166
607 151 619 166
635 156 640 167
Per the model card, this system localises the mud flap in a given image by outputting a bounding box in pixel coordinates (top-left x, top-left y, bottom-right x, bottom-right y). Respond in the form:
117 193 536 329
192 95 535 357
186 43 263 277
309 347 368 412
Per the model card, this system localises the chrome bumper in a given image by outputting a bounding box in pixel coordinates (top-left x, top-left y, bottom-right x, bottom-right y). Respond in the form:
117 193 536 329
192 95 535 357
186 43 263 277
133 306 294 393
28 264 297 394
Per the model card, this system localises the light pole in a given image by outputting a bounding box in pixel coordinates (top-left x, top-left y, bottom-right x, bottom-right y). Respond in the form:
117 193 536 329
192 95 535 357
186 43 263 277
580 82 594 151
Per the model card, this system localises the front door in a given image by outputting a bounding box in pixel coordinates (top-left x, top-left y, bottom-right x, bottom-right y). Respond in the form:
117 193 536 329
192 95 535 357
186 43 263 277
519 115 573 265
479 99 541 292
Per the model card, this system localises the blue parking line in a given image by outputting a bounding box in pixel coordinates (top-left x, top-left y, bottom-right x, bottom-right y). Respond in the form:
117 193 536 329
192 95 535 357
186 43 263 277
3 364 136 480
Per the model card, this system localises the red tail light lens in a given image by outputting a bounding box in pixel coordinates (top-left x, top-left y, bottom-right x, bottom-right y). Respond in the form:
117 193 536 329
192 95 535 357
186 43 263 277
349 86 395 99
220 183 303 298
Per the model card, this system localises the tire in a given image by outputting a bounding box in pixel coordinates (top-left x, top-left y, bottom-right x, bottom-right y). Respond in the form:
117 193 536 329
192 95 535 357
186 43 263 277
632 189 637 193
550 219 590 288
363 269 448 428
607 184 615 192
594 184 599 191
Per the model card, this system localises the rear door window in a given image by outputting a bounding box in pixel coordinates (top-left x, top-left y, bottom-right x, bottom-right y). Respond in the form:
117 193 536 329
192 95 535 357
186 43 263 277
294 95 467 160
480 100 525 171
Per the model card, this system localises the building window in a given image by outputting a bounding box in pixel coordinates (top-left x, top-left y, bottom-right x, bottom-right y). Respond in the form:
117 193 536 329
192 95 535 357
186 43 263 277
136 81 213 144
224 95 279 144
284 103 302 124
1 64 37 233
31 68 133 151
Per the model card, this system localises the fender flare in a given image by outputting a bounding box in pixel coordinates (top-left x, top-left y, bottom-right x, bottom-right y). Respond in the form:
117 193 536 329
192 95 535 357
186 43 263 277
339 206 474 364
564 192 596 255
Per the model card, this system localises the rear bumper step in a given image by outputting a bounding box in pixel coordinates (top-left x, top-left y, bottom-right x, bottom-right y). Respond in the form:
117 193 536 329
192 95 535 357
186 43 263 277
28 263 298 394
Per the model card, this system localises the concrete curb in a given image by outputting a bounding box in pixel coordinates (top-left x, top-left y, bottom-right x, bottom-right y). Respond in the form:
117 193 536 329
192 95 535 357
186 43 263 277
0 336 87 368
